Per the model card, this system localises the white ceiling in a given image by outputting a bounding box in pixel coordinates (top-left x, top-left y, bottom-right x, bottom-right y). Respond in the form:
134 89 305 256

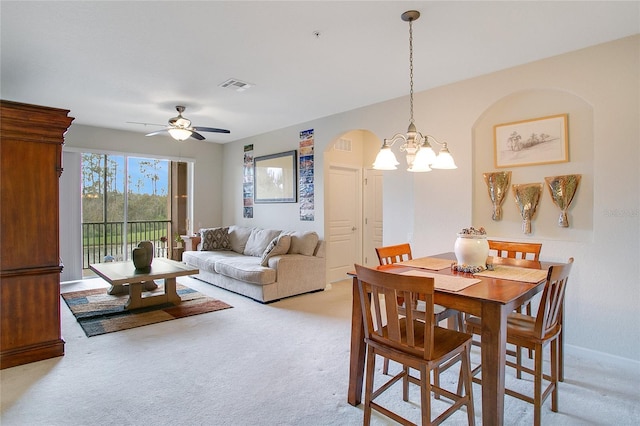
1 1 638 143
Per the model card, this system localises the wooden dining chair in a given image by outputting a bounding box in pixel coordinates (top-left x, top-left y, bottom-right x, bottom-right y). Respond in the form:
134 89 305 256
465 258 573 426
489 256 541 269
488 240 542 261
355 264 475 426
465 256 543 361
376 243 414 265
375 243 464 376
487 240 543 359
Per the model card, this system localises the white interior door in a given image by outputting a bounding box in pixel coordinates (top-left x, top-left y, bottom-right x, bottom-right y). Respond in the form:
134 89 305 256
327 164 361 282
363 168 383 267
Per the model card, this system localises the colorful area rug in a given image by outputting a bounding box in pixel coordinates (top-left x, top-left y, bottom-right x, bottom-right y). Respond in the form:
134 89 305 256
61 284 232 337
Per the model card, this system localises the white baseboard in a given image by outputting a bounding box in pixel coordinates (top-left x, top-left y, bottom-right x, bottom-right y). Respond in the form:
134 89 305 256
565 344 640 374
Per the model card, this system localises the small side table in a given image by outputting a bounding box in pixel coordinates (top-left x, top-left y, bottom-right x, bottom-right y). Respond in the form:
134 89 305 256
172 247 185 261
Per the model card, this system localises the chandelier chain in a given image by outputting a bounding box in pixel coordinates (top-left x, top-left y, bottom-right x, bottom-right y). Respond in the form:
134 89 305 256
409 18 414 124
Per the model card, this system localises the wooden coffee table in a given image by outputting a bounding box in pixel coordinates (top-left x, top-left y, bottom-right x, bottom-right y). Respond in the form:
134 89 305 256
89 258 199 310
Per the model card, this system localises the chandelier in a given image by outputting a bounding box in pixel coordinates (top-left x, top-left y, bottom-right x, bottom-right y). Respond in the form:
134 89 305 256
373 10 457 172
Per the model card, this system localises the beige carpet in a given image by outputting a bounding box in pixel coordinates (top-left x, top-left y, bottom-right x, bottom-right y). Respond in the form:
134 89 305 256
1 277 638 425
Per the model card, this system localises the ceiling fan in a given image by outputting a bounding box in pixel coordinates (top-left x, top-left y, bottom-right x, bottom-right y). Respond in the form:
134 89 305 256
144 105 230 141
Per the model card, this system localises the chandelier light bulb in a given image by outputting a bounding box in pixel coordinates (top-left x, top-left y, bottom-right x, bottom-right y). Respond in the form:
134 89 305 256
372 145 399 170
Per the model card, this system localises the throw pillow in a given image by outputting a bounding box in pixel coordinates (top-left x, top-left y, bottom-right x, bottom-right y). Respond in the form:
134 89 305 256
200 227 231 251
228 225 253 254
287 231 319 256
244 228 282 256
260 234 291 267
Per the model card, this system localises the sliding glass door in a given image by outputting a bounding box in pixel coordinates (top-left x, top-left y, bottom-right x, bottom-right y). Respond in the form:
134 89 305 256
81 153 172 268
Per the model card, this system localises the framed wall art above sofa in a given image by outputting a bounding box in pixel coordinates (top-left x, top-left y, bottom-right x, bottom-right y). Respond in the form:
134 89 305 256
254 150 297 203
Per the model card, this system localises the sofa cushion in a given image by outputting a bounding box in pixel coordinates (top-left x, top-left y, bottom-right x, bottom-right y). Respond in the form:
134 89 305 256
214 256 277 285
260 234 291 267
287 231 319 256
229 225 253 254
200 227 231 251
244 228 281 256
182 249 243 271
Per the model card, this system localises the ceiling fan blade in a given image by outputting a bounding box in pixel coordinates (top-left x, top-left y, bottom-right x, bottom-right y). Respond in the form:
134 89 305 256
192 126 230 134
145 129 169 137
190 131 206 140
127 121 165 127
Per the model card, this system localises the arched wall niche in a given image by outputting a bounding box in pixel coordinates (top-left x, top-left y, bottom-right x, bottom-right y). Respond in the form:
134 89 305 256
472 89 594 242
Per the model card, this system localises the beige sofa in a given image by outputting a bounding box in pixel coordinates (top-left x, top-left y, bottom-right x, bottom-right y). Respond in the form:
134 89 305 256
182 226 326 303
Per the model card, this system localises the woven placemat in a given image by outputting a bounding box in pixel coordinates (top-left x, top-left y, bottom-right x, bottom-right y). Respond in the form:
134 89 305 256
398 269 481 292
474 265 548 283
397 257 453 271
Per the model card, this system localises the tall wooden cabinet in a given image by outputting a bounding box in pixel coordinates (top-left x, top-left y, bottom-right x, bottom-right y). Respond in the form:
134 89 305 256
1 100 74 369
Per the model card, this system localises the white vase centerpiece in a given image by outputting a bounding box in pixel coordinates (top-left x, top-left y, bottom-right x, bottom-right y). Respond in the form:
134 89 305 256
454 226 489 269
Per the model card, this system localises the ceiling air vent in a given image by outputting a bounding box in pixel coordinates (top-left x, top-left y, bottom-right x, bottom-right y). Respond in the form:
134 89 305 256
334 138 353 152
219 78 253 92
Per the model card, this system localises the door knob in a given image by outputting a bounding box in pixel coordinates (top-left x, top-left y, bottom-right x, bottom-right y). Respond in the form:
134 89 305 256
352 226 357 231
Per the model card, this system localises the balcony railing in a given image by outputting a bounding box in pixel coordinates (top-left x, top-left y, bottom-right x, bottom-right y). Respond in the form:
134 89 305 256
82 220 172 269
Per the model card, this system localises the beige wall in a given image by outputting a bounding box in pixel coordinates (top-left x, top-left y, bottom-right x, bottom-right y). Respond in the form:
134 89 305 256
223 35 639 362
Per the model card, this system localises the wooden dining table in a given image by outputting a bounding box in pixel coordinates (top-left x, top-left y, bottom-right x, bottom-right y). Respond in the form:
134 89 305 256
347 252 559 425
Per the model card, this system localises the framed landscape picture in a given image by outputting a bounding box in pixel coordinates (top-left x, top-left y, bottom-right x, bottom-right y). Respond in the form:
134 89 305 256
254 150 297 203
494 114 569 168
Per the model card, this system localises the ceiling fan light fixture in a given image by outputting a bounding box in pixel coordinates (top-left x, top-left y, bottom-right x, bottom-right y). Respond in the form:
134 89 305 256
144 105 230 141
168 127 192 141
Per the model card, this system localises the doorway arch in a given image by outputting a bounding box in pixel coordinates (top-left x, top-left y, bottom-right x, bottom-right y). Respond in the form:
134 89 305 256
323 129 383 282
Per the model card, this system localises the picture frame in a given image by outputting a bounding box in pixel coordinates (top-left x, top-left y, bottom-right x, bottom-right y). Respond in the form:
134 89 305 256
254 150 297 203
494 114 568 168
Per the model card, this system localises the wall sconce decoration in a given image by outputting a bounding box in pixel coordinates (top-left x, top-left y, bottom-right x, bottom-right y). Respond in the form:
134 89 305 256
512 183 543 234
545 174 581 227
483 171 511 220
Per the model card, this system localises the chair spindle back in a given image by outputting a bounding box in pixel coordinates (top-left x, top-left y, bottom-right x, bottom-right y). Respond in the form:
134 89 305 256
355 264 435 360
534 258 574 338
488 240 542 261
375 243 412 265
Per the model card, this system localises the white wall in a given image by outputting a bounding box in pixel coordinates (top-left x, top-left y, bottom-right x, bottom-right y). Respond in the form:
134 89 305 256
223 35 639 362
220 129 317 232
59 151 83 282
